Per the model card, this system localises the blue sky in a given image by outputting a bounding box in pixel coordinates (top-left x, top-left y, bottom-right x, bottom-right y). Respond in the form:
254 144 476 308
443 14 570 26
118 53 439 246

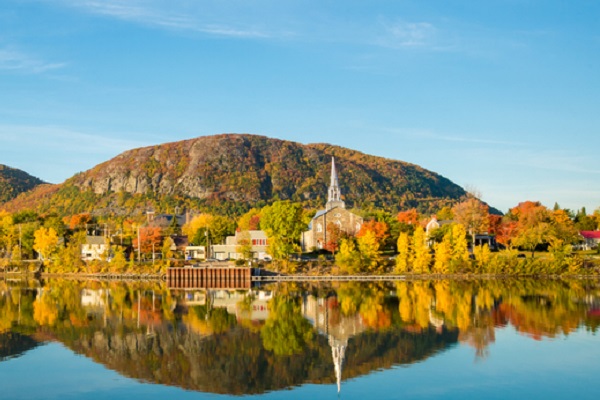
1 0 599 213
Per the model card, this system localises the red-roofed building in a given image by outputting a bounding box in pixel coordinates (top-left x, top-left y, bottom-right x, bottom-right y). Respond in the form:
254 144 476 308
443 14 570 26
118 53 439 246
580 231 600 250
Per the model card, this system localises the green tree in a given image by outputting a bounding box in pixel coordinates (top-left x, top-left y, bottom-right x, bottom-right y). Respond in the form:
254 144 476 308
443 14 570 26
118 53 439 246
261 201 306 261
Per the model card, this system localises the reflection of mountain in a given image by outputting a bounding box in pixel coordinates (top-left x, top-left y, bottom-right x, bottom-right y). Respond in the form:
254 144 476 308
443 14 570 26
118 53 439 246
0 332 41 361
54 316 457 395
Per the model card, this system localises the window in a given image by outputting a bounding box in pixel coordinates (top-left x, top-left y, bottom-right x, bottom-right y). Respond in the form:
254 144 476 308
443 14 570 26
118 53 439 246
317 223 323 233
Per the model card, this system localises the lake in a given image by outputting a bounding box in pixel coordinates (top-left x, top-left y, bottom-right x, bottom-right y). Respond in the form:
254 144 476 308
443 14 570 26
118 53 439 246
1 278 599 399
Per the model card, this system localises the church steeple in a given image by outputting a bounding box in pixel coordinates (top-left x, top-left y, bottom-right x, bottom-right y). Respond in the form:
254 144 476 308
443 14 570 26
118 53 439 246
326 157 345 210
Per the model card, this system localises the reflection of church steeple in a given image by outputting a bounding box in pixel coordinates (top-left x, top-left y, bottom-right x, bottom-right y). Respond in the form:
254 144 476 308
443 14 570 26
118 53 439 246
302 294 366 394
329 335 347 394
326 157 345 211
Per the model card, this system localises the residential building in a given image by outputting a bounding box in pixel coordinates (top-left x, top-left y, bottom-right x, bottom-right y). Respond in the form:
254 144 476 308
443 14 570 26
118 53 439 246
580 231 600 250
81 235 108 261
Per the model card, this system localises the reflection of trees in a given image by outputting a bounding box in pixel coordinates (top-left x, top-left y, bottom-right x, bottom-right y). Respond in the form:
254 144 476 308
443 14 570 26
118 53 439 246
0 332 40 361
261 294 315 356
1 279 600 394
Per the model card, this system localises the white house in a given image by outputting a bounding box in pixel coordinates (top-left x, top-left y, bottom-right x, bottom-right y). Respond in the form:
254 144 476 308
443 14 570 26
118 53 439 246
81 236 108 261
185 230 270 261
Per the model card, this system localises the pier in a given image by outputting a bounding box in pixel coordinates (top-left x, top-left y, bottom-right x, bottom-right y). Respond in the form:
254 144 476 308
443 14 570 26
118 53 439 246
167 266 252 289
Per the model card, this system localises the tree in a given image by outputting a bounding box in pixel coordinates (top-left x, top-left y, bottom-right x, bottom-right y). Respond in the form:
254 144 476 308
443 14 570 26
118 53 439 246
450 224 470 270
397 209 419 225
33 227 59 261
510 201 553 257
335 238 362 274
236 230 253 260
357 229 382 272
261 201 306 261
437 206 454 221
433 236 451 274
135 227 163 258
357 220 389 250
65 213 93 231
411 227 431 274
452 198 489 245
325 222 343 253
182 214 213 245
261 295 314 356
237 208 262 231
395 232 410 273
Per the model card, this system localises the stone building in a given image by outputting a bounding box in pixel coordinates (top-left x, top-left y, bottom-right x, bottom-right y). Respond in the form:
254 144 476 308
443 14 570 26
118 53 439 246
301 157 363 251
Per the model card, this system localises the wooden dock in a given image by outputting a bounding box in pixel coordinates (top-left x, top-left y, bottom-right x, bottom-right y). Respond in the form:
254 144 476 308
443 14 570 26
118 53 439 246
167 266 252 289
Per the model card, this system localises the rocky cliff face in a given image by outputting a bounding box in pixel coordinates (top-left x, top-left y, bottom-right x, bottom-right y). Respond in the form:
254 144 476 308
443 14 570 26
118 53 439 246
61 133 465 213
0 164 45 204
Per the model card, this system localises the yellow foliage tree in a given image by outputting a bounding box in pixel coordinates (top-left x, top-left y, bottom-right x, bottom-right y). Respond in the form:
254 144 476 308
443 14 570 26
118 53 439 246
395 232 410 273
433 238 451 274
33 227 59 261
411 227 431 274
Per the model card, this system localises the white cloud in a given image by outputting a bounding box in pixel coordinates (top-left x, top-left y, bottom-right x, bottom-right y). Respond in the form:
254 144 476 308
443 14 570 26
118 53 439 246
54 0 269 38
383 127 525 146
0 124 146 156
377 20 438 48
0 47 66 74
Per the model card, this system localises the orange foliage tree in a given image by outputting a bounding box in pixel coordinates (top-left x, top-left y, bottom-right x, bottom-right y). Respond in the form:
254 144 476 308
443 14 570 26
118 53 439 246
135 227 163 256
397 209 419 225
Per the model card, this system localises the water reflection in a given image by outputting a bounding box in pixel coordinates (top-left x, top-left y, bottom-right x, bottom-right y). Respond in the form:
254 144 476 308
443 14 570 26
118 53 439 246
1 278 599 395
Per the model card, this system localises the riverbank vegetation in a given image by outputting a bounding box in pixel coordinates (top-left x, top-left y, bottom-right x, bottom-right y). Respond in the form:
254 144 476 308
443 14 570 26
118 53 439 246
0 196 599 277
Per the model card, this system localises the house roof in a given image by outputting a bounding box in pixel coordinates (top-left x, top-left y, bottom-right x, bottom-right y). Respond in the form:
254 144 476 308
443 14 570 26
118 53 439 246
580 231 600 239
86 236 106 245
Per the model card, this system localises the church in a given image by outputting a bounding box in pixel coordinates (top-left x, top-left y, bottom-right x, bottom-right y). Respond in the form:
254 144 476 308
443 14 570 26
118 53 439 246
300 157 363 251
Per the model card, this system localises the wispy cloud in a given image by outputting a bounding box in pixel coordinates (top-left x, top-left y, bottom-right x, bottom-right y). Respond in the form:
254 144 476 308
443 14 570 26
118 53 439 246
384 127 526 146
55 0 269 38
0 47 66 74
0 125 146 155
376 20 438 49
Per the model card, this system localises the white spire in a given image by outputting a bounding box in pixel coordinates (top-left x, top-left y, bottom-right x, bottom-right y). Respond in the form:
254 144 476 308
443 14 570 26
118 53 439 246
329 335 347 394
326 157 344 210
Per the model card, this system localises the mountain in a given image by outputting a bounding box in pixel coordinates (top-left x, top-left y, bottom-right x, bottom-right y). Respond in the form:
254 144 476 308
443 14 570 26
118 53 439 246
3 134 472 216
0 165 45 204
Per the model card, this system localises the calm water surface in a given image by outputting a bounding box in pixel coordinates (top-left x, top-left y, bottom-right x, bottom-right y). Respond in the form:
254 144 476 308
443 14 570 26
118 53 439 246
1 278 599 399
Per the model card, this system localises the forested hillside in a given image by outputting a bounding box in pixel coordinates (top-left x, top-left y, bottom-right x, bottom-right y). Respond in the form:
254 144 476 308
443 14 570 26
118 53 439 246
3 134 470 217
0 165 45 204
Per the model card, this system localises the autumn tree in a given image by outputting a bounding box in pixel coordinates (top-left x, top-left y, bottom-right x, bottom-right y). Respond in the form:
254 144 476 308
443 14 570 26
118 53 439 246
411 227 431 274
236 230 253 260
135 227 163 258
452 198 489 245
183 214 213 245
509 201 553 257
357 220 389 251
33 227 60 261
335 238 362 274
237 208 262 231
64 213 93 231
395 232 410 273
325 222 343 253
357 229 383 272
